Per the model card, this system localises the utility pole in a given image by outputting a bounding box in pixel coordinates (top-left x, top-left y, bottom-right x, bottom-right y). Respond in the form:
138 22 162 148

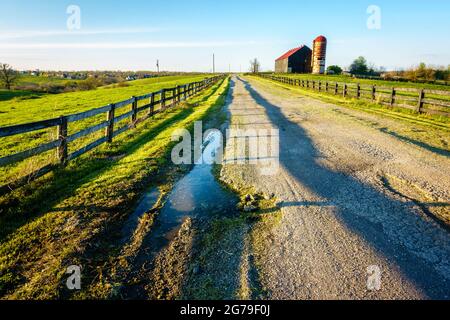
156 60 160 73
213 54 215 74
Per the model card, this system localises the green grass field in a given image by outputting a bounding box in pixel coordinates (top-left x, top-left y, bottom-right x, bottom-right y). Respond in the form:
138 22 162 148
0 76 230 299
0 75 212 186
0 76 84 101
275 73 450 91
17 75 80 86
0 90 44 102
259 74 450 118
0 75 210 126
250 75 449 154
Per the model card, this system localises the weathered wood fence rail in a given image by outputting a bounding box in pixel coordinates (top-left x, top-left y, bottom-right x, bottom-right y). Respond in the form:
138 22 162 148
0 76 224 194
257 74 450 117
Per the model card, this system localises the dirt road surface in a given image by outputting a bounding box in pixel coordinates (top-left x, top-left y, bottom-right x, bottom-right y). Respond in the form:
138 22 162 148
220 76 450 299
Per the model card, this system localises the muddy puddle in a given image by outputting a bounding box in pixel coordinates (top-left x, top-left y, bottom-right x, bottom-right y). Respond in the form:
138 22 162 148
126 130 238 258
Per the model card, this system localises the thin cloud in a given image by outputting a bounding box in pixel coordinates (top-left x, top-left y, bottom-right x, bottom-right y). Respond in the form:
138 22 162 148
0 40 261 49
0 28 161 40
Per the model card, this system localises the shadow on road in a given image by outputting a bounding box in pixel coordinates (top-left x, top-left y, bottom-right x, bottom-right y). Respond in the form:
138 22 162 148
238 77 450 299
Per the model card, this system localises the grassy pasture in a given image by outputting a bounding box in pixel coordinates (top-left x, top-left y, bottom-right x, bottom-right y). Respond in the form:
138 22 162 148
279 73 450 92
17 75 81 86
0 77 230 299
250 75 449 155
0 76 83 102
260 74 450 120
0 75 211 186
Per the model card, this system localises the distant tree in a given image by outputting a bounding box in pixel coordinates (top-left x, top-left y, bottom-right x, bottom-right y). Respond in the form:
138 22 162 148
0 63 19 90
416 62 427 79
405 63 437 82
77 77 102 91
349 56 368 75
249 58 261 73
425 68 436 81
326 65 343 75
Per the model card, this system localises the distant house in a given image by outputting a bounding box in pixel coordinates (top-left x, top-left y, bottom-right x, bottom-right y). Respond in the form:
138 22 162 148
126 75 137 81
275 45 312 73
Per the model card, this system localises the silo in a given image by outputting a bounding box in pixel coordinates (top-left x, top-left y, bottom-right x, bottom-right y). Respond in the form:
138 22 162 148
312 35 327 74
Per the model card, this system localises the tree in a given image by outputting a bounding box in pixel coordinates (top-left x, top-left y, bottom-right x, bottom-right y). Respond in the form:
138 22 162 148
416 62 427 79
406 63 437 82
349 56 368 75
0 63 19 90
77 77 102 91
326 65 343 75
249 58 261 73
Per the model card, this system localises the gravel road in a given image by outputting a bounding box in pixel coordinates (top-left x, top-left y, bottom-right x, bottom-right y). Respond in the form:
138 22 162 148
220 76 450 300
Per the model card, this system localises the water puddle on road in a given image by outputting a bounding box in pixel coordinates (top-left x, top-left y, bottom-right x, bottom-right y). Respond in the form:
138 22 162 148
128 130 238 258
121 188 161 244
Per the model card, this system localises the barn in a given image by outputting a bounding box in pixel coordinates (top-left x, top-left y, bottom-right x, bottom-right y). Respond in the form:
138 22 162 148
275 45 312 73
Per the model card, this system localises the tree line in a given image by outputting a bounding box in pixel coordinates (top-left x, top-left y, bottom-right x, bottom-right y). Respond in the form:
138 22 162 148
0 62 194 94
327 57 450 83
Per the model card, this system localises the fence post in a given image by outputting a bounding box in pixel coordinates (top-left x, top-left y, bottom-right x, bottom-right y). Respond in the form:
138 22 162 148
325 82 329 92
105 103 115 143
356 83 361 99
306 80 309 88
131 96 138 123
184 85 187 100
312 81 316 90
149 93 155 116
173 88 177 106
390 88 396 106
161 89 166 110
371 85 376 101
334 82 338 95
57 116 68 165
343 84 347 97
417 89 425 113
318 81 322 92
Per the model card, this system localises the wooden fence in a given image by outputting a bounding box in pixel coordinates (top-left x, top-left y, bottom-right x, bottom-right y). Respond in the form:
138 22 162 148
257 74 450 117
0 76 224 194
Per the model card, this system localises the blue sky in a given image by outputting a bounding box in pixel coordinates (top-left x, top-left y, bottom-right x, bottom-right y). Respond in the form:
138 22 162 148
0 0 449 71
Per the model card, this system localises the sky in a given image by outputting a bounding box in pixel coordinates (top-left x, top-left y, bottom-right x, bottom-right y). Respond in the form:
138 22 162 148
0 0 449 72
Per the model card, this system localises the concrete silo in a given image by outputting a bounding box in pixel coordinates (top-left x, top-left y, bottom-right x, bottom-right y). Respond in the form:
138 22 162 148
312 35 327 74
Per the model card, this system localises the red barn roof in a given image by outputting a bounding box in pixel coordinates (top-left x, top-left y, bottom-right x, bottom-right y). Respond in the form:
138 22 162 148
275 45 306 61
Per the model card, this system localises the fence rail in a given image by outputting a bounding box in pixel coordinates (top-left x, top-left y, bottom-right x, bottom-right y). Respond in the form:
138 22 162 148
257 74 450 117
0 75 224 194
